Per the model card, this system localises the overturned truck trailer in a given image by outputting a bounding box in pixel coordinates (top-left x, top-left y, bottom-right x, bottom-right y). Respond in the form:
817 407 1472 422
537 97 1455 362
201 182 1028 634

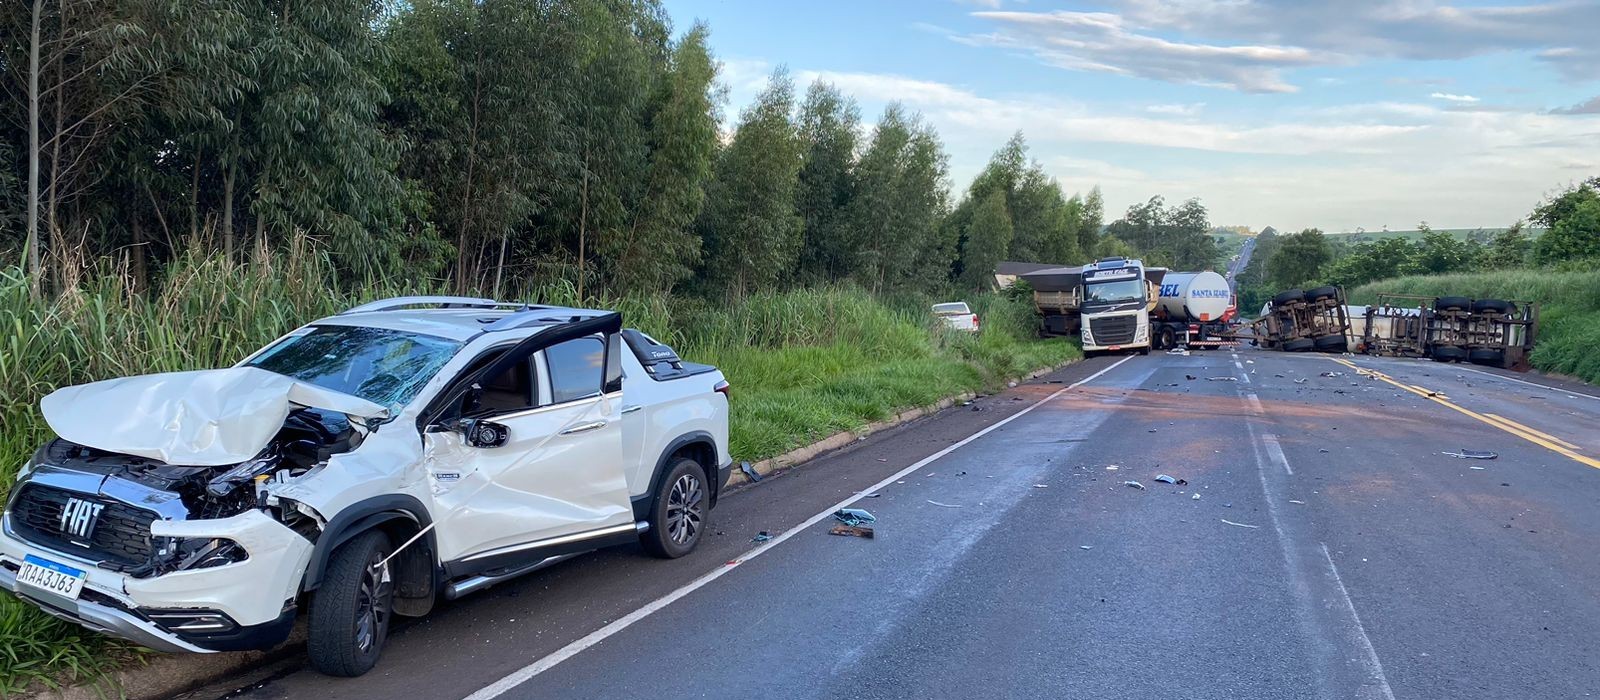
1251 286 1351 353
1361 294 1536 370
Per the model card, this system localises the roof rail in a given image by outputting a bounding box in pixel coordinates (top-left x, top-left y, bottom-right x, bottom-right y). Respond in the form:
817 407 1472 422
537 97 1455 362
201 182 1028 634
341 295 504 315
480 307 609 333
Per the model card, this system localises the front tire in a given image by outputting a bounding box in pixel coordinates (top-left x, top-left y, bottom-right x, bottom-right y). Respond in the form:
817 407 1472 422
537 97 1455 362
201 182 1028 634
308 530 393 677
642 458 708 559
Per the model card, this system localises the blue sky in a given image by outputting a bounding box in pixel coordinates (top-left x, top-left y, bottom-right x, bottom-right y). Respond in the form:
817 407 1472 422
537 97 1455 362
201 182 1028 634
661 0 1600 232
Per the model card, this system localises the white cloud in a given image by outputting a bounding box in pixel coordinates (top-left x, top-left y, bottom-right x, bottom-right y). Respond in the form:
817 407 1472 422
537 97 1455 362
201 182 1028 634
957 1 1600 92
1430 92 1480 103
789 69 1600 231
1146 102 1206 116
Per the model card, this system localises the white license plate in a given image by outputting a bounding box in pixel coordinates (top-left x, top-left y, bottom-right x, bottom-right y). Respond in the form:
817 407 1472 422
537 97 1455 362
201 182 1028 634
17 554 86 600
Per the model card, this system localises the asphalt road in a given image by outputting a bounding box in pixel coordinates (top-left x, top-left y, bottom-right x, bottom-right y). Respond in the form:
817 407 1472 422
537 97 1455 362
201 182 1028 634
190 347 1600 700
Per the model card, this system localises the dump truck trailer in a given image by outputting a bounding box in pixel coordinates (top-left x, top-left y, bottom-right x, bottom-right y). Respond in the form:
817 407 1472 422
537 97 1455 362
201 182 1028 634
1360 294 1537 370
1250 286 1352 352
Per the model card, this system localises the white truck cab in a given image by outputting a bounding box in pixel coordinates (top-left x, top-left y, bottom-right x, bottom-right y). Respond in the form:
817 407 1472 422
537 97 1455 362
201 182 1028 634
0 297 730 677
1079 257 1154 356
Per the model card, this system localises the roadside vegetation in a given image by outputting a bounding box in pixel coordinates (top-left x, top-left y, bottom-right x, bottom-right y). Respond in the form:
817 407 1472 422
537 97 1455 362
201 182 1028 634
1349 270 1600 385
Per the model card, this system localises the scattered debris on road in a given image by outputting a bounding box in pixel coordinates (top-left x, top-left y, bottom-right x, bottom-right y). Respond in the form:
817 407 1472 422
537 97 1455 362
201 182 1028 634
1154 474 1188 485
1295 378 1308 384
1079 545 1093 550
1123 480 1146 490
1033 484 1049 488
1185 375 1197 381
926 500 963 508
1208 376 1238 382
751 531 773 543
1321 371 1344 378
1191 493 1201 500
1220 519 1260 529
1288 500 1305 505
739 461 762 482
833 508 876 527
1443 449 1498 459
829 525 875 539
1105 465 1120 471
1470 466 1486 470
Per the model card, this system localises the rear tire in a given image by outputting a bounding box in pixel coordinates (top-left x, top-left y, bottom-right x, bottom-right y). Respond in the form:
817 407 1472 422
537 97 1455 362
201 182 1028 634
1434 296 1471 312
1283 338 1315 352
1471 299 1510 315
1313 334 1347 352
1431 345 1468 363
1272 289 1304 307
1137 346 1151 356
1304 286 1339 304
1155 326 1177 350
308 530 393 678
642 457 708 559
1468 348 1505 365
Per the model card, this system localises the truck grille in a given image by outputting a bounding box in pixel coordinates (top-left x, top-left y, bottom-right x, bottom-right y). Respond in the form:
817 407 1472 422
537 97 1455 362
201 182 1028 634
1089 315 1137 345
9 484 157 573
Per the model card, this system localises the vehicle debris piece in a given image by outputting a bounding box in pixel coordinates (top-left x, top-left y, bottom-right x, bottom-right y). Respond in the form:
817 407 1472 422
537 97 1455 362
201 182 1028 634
1153 474 1188 485
927 500 963 508
751 531 773 543
1191 493 1201 500
833 508 877 527
1079 545 1093 550
1033 484 1049 488
1320 371 1344 378
1186 375 1197 381
1123 480 1146 490
829 525 875 539
1220 519 1260 529
1443 450 1498 460
1167 349 1190 356
1288 500 1305 505
1470 466 1486 470
1105 465 1119 471
1208 376 1238 382
739 461 763 482
1294 378 1309 384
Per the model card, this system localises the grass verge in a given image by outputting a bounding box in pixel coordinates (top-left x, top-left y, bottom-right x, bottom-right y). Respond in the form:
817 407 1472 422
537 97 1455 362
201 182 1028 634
0 247 1074 692
1349 269 1600 384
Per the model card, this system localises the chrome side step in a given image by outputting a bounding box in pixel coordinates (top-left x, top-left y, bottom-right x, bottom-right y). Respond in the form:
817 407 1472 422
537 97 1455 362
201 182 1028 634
444 521 650 600
445 553 582 600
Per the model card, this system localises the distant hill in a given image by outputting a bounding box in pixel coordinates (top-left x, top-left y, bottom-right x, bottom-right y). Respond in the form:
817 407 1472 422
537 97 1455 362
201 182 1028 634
1325 228 1545 244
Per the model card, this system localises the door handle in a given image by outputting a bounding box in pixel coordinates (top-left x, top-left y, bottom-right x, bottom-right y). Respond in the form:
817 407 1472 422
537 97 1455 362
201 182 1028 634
559 421 608 435
621 405 643 414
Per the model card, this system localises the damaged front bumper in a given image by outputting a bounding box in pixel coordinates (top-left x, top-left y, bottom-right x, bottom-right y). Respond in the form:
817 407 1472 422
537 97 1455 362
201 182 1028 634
0 509 312 653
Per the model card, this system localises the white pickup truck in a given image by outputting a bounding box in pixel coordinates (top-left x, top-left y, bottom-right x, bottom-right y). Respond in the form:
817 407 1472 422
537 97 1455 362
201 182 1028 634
0 297 731 676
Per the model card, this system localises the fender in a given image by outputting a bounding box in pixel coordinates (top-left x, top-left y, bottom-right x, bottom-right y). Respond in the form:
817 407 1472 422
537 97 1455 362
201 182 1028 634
631 430 719 521
301 494 435 592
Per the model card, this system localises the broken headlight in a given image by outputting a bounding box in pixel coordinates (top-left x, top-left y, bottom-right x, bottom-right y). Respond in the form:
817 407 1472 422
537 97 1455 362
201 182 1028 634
153 537 249 573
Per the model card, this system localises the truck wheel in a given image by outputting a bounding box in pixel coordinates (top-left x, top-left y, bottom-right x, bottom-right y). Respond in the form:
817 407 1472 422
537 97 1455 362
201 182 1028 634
1155 326 1176 350
642 457 708 559
1137 346 1151 356
308 530 393 677
1283 338 1315 352
1471 299 1511 315
1313 334 1347 352
1431 345 1468 363
1468 348 1505 365
1271 289 1304 307
1304 286 1339 303
1434 296 1471 312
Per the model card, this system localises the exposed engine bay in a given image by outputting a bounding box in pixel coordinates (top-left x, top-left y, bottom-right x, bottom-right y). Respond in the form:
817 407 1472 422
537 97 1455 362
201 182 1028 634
11 407 366 578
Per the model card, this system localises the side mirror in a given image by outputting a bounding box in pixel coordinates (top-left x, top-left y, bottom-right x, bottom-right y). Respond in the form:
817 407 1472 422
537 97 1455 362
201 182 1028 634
459 418 509 449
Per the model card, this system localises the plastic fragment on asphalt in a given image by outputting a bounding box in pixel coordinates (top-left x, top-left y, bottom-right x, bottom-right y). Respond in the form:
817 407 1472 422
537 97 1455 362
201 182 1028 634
751 531 773 543
1079 545 1093 550
1105 465 1119 471
1470 466 1486 470
738 461 762 482
1154 474 1188 485
833 508 877 527
1443 449 1498 459
1191 493 1201 500
1295 378 1308 384
1321 371 1344 378
829 525 875 539
1185 375 1197 381
926 500 963 508
1033 484 1049 488
1123 480 1146 490
1208 377 1238 381
1288 500 1305 505
1220 519 1260 529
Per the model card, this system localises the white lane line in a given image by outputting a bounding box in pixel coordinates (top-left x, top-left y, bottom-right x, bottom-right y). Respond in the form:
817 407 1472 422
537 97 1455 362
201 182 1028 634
462 356 1137 700
1446 363 1600 402
1262 431 1292 475
1234 361 1245 370
1246 392 1264 416
1320 543 1397 700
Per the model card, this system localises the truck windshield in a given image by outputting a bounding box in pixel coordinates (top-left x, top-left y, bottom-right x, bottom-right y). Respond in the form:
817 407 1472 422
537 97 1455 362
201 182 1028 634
246 326 463 410
1085 279 1145 304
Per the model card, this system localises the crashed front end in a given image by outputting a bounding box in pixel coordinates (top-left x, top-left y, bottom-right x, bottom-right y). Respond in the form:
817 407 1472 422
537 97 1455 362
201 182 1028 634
0 369 387 653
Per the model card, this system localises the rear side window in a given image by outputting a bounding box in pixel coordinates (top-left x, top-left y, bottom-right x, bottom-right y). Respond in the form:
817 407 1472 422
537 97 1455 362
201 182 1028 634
545 338 605 404
932 302 970 315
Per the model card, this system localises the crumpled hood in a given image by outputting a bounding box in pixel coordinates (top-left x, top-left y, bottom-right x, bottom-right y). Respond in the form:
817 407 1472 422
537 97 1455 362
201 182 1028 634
40 367 389 466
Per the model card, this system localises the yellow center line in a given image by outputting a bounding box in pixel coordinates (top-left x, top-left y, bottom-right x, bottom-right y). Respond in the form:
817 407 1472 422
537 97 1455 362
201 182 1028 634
1483 413 1581 450
1328 358 1600 470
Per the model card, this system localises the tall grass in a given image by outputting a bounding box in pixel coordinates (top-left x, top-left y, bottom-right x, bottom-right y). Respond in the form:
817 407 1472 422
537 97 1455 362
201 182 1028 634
1349 269 1600 383
0 244 1075 691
